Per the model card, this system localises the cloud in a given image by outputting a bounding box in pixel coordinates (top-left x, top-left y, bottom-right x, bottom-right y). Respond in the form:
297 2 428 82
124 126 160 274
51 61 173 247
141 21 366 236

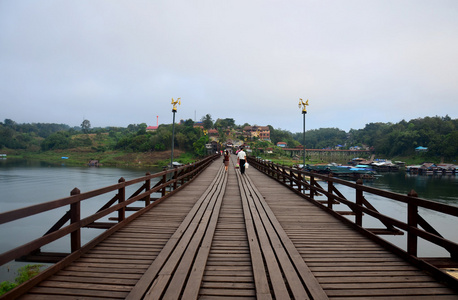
1 0 457 132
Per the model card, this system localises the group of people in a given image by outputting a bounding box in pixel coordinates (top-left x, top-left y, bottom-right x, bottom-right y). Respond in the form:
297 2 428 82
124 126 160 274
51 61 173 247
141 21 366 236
223 147 247 174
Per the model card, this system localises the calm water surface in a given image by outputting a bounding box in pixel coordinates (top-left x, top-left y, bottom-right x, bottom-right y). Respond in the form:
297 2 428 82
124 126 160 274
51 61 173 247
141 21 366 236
0 159 457 281
0 158 161 281
330 172 458 260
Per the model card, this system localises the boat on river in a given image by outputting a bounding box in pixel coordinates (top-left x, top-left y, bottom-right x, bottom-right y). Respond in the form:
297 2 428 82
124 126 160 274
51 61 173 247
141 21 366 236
304 164 376 179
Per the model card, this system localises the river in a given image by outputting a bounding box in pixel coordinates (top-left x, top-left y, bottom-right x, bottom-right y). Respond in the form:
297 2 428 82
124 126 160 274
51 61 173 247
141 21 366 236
0 158 457 281
0 158 161 281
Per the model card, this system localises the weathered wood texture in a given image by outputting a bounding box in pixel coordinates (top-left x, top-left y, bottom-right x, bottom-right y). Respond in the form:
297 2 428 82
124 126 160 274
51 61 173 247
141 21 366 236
198 163 256 299
248 168 458 299
11 157 458 299
17 162 224 300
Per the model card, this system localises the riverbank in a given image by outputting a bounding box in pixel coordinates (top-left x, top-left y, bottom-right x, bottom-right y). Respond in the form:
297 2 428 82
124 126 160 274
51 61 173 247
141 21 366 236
2 148 453 170
1 149 195 168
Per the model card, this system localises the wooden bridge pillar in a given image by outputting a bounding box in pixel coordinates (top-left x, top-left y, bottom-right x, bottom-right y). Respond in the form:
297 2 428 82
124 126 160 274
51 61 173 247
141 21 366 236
70 187 81 252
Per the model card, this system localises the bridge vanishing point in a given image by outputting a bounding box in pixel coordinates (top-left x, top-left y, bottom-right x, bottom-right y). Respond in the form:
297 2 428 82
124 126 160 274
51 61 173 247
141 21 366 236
1 154 458 299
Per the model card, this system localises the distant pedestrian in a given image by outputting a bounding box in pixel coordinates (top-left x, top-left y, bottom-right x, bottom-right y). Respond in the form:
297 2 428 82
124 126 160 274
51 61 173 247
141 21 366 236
223 150 230 172
237 147 247 174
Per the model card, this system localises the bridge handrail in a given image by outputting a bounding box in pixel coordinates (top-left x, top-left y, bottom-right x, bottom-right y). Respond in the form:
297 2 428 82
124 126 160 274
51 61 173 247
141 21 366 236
0 154 218 267
247 157 458 262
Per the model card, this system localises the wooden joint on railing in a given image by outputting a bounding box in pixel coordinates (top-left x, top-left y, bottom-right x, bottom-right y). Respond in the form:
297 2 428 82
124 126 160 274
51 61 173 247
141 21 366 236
70 187 81 252
118 177 126 222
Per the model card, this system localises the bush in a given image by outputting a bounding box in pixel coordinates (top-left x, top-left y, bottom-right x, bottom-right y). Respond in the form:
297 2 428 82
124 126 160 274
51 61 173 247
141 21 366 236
0 264 43 296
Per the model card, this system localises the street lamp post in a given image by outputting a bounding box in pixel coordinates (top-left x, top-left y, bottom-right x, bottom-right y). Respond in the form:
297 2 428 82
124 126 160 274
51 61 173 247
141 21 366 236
170 97 181 169
298 98 309 168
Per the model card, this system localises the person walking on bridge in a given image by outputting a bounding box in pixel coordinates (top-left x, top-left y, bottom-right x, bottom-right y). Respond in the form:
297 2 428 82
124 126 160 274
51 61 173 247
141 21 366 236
237 147 247 174
223 150 230 172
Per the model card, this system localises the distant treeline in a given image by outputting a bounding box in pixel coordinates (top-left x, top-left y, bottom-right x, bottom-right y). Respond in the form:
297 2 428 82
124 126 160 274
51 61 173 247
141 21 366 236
291 115 457 159
1 115 457 160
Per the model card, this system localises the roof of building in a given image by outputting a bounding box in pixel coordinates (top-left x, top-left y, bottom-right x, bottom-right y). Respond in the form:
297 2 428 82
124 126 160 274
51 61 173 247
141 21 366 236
243 125 270 131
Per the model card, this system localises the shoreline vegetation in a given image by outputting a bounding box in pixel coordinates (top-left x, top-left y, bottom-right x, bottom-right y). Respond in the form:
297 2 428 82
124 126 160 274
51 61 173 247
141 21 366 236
1 148 446 170
2 149 191 169
0 115 456 168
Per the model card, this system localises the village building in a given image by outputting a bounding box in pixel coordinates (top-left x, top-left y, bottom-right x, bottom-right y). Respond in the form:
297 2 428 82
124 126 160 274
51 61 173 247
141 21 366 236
146 116 159 132
208 129 219 137
146 125 158 132
415 146 428 152
243 125 270 140
193 121 204 129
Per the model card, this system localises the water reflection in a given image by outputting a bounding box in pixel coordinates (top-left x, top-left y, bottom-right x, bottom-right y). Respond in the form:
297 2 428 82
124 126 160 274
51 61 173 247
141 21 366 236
328 171 458 259
365 171 458 205
0 159 161 281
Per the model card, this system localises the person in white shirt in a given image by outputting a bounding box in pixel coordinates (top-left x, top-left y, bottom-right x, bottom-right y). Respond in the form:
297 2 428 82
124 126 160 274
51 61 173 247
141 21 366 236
237 147 247 174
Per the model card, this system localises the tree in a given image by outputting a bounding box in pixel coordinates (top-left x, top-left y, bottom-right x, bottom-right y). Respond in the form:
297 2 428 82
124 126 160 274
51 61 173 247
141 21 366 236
136 123 147 135
193 135 209 157
40 132 71 150
201 114 213 130
183 119 194 127
81 120 91 134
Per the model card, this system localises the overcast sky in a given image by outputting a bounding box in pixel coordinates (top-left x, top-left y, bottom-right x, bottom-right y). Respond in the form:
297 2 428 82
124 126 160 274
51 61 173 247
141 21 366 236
1 1 457 133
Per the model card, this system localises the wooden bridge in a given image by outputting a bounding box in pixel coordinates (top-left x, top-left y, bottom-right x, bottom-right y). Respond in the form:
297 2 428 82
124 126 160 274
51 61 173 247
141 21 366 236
1 154 458 299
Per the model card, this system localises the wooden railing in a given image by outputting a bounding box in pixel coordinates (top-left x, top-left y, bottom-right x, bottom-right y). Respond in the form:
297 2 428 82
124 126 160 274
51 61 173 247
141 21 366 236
0 154 218 267
247 157 458 285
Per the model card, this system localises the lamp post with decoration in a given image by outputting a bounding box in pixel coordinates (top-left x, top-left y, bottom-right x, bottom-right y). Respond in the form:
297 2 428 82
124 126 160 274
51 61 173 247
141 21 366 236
298 98 309 168
170 97 181 169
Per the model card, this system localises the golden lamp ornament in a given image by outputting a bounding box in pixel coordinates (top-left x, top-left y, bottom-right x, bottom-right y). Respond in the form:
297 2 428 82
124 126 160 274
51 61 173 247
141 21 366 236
298 98 309 113
171 97 181 112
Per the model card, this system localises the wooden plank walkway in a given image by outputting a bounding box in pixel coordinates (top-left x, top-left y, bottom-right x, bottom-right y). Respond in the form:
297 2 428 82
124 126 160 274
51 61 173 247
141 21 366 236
13 157 458 299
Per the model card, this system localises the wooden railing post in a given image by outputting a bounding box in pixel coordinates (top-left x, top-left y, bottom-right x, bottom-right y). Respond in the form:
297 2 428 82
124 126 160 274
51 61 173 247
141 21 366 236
289 168 294 188
282 165 286 183
162 168 167 197
70 188 81 252
355 179 363 226
310 176 315 200
144 172 151 206
118 177 126 222
408 189 419 257
327 174 334 209
185 165 191 182
173 167 178 191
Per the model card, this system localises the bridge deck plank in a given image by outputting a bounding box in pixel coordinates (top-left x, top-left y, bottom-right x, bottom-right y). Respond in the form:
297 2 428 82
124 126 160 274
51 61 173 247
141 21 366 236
13 158 458 299
248 167 458 298
19 162 222 300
